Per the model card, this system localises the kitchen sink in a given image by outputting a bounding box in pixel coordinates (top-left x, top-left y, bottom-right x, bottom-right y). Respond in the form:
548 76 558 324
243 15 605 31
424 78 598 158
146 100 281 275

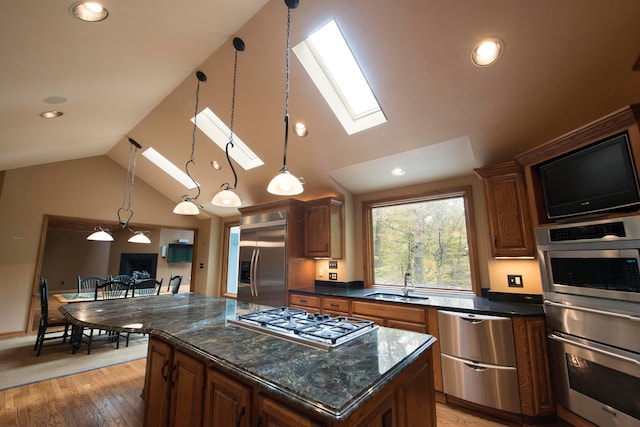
364 292 430 303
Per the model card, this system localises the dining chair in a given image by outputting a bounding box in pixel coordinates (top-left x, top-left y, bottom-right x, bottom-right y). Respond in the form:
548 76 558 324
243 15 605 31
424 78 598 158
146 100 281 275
34 277 70 356
130 278 163 297
77 275 107 293
83 281 128 354
168 275 183 294
111 274 133 288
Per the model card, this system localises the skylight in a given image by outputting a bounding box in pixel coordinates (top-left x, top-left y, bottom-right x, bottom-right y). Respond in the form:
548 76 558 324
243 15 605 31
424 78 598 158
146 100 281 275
193 107 264 170
293 19 386 135
142 147 198 190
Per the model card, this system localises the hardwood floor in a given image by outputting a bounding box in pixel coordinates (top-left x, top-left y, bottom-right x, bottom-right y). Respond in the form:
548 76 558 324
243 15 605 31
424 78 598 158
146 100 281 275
0 359 146 426
0 358 514 426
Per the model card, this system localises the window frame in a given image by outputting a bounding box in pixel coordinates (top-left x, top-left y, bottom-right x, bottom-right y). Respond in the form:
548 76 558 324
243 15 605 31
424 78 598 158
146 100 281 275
362 186 481 296
220 221 240 298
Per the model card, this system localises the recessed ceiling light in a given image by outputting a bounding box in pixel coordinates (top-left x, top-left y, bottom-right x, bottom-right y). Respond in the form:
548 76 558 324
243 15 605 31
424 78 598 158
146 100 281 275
40 110 64 119
391 168 406 176
293 122 308 137
211 160 222 170
472 37 504 66
70 2 109 22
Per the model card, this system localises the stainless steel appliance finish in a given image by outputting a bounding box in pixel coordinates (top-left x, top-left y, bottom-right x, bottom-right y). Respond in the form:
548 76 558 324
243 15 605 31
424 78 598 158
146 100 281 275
537 215 640 426
230 306 377 350
536 215 640 304
237 210 287 307
438 310 521 414
545 300 640 427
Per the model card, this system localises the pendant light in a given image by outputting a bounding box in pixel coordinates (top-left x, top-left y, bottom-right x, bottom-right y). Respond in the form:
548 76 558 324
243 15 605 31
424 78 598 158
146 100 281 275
212 37 245 208
174 71 207 215
88 138 151 243
267 0 304 196
87 228 113 242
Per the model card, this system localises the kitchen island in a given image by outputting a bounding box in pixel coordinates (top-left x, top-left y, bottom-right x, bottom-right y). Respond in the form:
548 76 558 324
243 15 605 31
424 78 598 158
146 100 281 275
59 293 437 427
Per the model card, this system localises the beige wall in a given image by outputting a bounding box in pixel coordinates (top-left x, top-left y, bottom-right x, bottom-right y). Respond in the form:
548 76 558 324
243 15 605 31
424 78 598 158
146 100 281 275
0 156 218 335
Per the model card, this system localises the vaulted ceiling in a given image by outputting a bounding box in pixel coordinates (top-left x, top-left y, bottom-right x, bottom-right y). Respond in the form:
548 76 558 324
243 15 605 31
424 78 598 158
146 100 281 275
2 0 639 217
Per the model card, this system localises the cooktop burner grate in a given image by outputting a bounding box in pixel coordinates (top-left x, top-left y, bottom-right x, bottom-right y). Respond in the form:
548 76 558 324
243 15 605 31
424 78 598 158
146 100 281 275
231 306 377 350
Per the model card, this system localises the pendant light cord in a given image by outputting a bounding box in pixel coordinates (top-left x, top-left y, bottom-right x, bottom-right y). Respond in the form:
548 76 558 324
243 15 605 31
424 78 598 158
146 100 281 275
281 6 292 170
224 41 242 190
118 137 141 228
183 72 206 201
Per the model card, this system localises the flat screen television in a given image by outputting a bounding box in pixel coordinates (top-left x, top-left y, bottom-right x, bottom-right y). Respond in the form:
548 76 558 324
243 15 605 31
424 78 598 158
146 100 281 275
167 243 193 263
540 132 640 219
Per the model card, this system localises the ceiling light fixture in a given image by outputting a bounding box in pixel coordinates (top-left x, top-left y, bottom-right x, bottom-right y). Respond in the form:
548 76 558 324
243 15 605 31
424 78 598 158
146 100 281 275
88 138 151 243
174 71 207 215
391 168 406 176
267 0 304 196
293 122 308 137
471 37 504 66
70 2 108 22
212 37 245 208
40 110 64 119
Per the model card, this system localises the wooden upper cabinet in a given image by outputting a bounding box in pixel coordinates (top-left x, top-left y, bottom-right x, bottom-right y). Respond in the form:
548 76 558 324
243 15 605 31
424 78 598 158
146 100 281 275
304 197 344 259
475 161 535 258
516 104 640 226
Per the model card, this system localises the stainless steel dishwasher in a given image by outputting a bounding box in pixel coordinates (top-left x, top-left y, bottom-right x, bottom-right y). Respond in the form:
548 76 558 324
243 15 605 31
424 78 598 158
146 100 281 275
438 310 521 414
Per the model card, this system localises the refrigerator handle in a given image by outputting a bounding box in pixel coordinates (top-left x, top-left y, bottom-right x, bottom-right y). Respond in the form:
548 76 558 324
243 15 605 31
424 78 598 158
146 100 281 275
249 249 257 297
252 249 260 297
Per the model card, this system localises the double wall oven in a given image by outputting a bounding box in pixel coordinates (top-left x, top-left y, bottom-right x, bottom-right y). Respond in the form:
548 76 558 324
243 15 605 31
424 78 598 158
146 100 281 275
537 216 640 427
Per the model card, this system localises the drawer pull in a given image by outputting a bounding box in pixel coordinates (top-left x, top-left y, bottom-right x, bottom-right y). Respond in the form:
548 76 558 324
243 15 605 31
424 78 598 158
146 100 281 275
299 299 307 303
330 303 339 307
465 363 487 372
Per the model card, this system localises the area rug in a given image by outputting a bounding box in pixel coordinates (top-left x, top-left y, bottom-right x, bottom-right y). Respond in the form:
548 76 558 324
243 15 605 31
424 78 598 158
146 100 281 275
0 332 148 390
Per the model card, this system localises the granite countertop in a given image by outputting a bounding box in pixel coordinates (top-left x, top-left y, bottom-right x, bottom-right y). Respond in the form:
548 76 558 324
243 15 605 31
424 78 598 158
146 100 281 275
59 293 435 421
293 286 545 316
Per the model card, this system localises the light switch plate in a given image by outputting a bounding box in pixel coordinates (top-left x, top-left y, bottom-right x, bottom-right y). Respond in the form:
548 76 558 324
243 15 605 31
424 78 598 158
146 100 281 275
328 261 338 269
507 274 523 287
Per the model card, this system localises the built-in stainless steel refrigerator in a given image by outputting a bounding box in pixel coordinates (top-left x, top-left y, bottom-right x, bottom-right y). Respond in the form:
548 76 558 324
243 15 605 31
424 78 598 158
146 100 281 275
237 210 287 307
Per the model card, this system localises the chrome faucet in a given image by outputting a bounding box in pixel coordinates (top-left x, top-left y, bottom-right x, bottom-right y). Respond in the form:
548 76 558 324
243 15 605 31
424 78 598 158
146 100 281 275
403 272 411 297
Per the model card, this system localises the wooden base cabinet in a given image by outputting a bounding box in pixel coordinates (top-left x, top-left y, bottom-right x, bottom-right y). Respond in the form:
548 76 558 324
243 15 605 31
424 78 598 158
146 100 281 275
259 396 322 427
204 368 251 427
144 336 435 427
144 337 204 427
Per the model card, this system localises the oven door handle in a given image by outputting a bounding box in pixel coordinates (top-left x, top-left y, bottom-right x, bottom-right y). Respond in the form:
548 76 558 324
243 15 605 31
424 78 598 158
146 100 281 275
544 300 640 322
548 333 640 366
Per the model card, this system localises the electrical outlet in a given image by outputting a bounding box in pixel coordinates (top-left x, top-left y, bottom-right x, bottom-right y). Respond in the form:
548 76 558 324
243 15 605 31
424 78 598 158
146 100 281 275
329 272 338 280
328 261 338 269
507 274 523 288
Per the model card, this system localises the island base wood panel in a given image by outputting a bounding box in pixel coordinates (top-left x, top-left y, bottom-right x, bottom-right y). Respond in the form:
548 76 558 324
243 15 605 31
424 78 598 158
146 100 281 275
143 336 436 427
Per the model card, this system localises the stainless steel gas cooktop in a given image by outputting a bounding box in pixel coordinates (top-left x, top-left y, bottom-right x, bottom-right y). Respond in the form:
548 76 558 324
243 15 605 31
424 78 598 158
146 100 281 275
230 306 377 350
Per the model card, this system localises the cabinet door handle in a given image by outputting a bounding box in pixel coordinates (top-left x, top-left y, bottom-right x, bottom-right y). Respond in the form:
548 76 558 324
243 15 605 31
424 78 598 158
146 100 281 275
254 416 262 427
236 406 246 427
161 360 169 381
493 234 497 248
169 364 178 387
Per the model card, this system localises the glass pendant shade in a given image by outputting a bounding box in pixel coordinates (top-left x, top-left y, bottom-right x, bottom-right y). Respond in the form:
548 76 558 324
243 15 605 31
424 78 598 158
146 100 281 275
212 189 241 207
128 231 151 244
173 200 200 215
267 168 304 195
87 229 114 242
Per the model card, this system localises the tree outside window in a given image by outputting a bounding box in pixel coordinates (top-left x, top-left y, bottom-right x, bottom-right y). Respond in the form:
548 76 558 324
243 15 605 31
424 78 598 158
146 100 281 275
365 187 478 293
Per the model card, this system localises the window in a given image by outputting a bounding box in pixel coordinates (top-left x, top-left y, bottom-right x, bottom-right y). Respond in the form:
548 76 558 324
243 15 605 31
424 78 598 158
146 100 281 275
293 19 386 135
364 187 479 294
221 224 240 296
